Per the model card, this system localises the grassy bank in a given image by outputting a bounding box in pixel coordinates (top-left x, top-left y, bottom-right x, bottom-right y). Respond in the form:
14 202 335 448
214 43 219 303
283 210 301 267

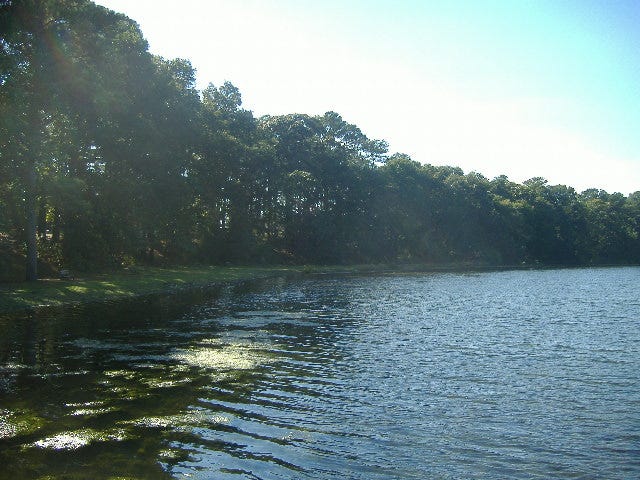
0 265 312 314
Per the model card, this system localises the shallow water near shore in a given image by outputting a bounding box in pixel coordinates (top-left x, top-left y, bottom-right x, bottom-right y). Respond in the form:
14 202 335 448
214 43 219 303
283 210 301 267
1 267 639 479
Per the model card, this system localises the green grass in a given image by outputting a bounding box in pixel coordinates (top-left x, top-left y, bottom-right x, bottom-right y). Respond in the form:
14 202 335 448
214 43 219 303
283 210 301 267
0 265 306 314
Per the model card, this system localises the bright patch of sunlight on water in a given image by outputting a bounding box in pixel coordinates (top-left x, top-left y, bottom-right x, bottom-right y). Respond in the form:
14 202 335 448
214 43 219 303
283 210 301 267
171 340 273 371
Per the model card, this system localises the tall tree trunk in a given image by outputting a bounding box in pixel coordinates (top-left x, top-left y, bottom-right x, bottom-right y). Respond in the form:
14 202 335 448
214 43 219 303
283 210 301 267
37 196 47 238
25 160 38 281
23 3 48 282
25 88 42 282
52 207 61 243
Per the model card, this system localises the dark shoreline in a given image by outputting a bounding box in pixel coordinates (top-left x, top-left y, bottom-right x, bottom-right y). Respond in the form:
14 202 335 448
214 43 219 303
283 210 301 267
1 263 637 316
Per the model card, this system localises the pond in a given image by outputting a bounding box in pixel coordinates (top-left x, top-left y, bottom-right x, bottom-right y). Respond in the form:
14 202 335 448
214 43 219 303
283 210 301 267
1 267 639 479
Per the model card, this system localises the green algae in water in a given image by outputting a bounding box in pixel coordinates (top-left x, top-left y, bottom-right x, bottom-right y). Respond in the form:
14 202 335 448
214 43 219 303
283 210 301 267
0 409 46 439
158 447 194 463
63 400 119 417
121 409 230 431
141 377 192 389
67 406 118 417
30 427 130 450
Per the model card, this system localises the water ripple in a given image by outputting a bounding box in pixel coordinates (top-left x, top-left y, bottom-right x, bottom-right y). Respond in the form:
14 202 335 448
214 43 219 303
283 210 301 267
1 268 639 479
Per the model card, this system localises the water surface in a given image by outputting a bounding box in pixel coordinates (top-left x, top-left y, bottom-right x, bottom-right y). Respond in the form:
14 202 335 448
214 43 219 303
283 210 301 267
1 267 639 479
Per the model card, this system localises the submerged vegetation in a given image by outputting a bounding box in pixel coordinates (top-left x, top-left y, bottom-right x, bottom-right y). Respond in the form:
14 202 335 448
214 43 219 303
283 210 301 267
1 1 639 283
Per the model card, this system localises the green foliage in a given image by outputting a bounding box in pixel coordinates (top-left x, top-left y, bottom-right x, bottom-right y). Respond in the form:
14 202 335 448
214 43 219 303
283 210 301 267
1 0 638 279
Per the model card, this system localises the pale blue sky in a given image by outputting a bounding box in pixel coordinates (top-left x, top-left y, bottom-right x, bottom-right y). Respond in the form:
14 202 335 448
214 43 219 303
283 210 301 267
94 0 639 194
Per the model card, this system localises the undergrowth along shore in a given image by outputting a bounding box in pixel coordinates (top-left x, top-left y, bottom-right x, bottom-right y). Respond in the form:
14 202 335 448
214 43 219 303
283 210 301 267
0 263 631 315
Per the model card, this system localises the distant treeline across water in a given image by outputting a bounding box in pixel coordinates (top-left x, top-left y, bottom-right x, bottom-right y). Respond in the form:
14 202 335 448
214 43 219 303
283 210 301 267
1 1 639 280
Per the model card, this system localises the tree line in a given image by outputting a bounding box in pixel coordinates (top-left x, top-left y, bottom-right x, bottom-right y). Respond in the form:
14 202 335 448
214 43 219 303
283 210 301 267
1 0 639 281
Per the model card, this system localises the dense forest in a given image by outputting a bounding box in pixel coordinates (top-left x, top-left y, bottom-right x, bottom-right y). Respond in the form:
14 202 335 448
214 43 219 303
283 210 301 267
1 0 639 281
